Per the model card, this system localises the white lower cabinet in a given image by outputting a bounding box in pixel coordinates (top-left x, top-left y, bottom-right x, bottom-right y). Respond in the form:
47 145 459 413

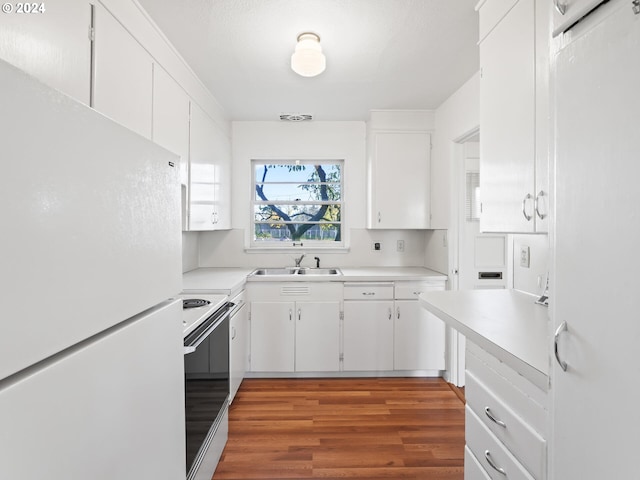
250 301 295 372
343 283 394 371
229 291 248 403
465 341 547 480
248 278 447 376
394 281 446 371
248 283 341 373
343 299 394 371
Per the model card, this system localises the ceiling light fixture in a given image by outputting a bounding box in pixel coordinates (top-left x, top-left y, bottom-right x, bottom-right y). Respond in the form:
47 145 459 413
291 32 326 77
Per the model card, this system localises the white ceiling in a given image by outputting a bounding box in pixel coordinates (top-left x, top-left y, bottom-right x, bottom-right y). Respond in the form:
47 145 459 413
138 0 479 121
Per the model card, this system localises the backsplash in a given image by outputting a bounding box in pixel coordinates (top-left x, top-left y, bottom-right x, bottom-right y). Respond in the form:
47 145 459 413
197 228 430 269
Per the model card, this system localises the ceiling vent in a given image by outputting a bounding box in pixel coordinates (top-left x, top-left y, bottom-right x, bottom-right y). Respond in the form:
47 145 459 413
279 113 313 122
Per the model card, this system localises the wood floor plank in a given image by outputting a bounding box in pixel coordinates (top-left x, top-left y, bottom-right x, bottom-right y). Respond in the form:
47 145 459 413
213 377 465 480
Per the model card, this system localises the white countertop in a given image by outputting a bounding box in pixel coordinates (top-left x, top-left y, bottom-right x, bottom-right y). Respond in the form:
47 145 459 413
339 266 447 282
182 268 254 295
419 289 550 389
183 266 447 291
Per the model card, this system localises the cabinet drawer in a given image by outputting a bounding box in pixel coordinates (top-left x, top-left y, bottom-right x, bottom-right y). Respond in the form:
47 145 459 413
466 371 546 479
465 446 491 480
466 343 547 434
466 406 536 480
343 283 393 300
477 0 519 42
394 281 444 299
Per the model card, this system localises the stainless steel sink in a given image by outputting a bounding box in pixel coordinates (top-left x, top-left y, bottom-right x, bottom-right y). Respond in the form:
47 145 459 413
251 268 298 275
250 267 342 276
296 268 341 275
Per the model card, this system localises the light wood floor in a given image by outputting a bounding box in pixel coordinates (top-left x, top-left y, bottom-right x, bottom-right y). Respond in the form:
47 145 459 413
213 377 465 480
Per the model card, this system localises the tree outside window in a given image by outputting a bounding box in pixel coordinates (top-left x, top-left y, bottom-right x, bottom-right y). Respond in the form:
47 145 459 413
252 160 343 247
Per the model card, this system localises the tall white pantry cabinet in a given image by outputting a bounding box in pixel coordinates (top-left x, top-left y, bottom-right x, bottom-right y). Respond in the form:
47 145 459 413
551 1 640 478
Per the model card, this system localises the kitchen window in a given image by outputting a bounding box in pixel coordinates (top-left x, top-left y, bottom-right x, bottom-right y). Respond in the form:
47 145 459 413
251 160 343 248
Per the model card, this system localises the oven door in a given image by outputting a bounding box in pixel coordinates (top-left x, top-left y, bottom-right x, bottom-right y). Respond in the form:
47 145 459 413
183 303 230 479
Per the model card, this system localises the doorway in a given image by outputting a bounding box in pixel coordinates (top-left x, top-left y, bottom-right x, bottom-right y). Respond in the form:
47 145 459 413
447 129 508 387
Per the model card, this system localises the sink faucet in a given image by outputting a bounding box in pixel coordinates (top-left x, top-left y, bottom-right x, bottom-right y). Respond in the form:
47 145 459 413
294 254 305 267
314 256 320 268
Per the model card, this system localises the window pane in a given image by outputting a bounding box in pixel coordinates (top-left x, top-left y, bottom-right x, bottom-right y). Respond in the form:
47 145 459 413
254 204 341 222
254 183 341 202
252 161 343 245
254 223 341 242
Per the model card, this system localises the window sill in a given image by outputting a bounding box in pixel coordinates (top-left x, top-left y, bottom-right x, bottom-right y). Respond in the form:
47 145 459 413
245 246 350 254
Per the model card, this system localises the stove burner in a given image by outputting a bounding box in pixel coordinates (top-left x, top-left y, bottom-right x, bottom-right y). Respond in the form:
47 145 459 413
182 298 211 309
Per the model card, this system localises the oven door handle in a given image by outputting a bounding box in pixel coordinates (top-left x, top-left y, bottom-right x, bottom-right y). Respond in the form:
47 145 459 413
183 306 231 355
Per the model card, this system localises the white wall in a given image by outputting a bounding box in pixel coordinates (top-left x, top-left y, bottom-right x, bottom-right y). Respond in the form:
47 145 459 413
512 234 549 295
428 72 480 279
197 120 429 269
432 72 481 232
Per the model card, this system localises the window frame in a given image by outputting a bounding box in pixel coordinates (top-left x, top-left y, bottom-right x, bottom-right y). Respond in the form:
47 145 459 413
249 159 345 250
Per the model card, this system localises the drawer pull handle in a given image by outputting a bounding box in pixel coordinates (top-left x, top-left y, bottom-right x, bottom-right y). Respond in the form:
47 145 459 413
362 292 376 296
484 407 506 428
484 450 506 475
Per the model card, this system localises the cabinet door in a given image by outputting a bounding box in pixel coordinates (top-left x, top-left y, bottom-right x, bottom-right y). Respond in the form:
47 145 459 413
93 4 152 138
230 301 248 402
249 302 295 372
479 0 535 233
152 65 190 185
343 301 394 371
295 301 341 372
369 132 430 229
188 103 230 231
552 6 640 478
0 0 91 104
394 300 445 371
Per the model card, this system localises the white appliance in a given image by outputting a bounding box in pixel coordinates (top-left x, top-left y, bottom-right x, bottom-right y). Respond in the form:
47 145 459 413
551 1 640 478
0 59 185 479
179 293 230 480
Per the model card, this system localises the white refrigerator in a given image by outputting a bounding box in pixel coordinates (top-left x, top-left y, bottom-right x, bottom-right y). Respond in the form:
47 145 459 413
551 1 640 478
0 59 185 478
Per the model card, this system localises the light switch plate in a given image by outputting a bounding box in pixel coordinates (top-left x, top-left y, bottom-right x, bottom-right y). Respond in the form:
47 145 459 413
520 246 530 268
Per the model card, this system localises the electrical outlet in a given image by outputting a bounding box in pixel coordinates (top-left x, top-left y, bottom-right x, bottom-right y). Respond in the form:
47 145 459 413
397 240 405 252
520 246 530 268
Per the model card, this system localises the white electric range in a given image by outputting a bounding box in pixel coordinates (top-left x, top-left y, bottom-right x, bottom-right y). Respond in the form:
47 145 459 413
177 293 228 338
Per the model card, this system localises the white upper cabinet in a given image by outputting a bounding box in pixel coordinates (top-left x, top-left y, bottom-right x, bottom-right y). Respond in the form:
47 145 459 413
93 4 153 139
152 66 191 230
0 0 92 105
478 0 549 233
551 0 604 36
188 103 230 231
367 132 431 229
152 65 190 182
